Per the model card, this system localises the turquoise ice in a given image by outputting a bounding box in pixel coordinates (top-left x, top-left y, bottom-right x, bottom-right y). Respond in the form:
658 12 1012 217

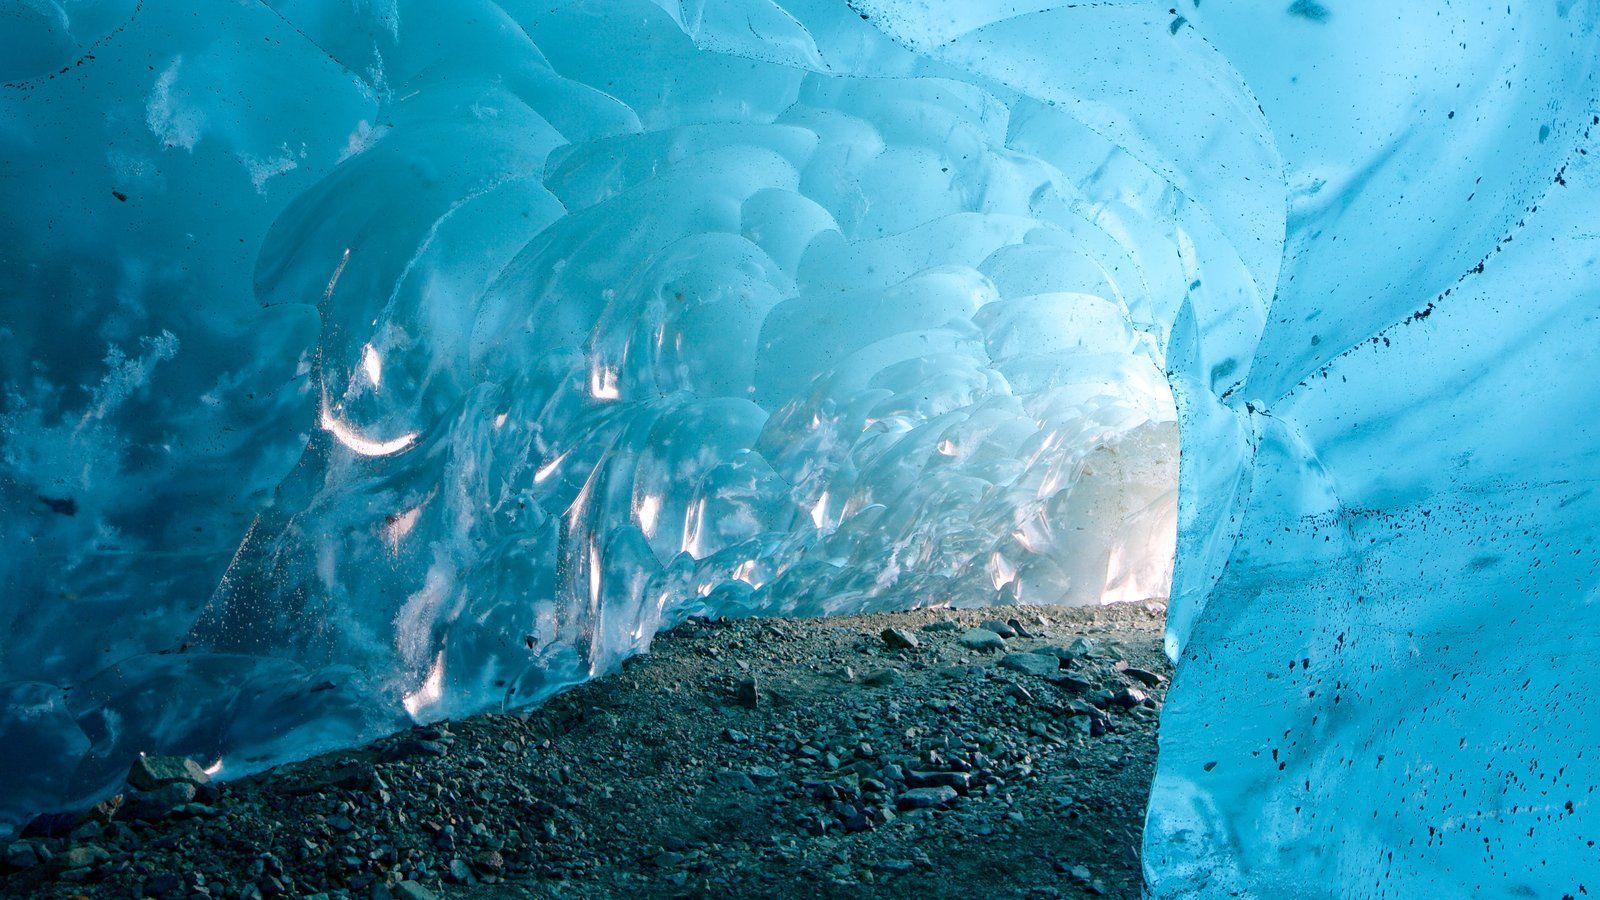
2 2 1597 894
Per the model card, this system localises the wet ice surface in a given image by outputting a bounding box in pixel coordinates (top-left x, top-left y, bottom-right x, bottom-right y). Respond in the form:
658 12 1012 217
3 1 1600 895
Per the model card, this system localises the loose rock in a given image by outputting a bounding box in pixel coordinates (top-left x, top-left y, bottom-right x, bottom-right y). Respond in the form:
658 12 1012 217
735 676 761 708
879 627 919 650
979 619 1017 639
1123 667 1164 687
998 652 1061 677
122 783 196 821
957 628 1007 652
862 668 905 687
896 786 958 810
128 756 210 792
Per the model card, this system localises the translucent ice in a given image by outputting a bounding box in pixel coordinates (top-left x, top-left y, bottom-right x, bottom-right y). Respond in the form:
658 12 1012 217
1 0 1178 828
3 2 1598 895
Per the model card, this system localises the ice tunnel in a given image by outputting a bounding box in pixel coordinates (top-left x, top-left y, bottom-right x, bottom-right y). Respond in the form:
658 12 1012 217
2 0 1598 895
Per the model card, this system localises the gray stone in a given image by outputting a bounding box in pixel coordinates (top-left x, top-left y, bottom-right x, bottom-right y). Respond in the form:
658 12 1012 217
128 755 210 791
123 782 196 820
747 765 780 785
998 652 1060 677
1039 636 1098 662
979 619 1017 639
474 849 505 873
57 844 109 870
874 858 915 876
1123 667 1164 687
21 811 80 838
735 677 760 708
395 882 439 900
862 668 905 687
956 628 1006 652
144 872 185 898
1115 686 1149 708
879 627 919 650
905 770 972 791
895 786 957 810
711 770 758 792
384 738 448 761
1004 683 1034 704
1052 673 1096 694
4 841 41 870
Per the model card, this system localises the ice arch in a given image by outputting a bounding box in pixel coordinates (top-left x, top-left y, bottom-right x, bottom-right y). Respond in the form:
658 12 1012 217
2 1 1598 895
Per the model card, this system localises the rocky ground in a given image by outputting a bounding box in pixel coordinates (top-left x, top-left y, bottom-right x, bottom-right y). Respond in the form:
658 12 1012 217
1 602 1169 899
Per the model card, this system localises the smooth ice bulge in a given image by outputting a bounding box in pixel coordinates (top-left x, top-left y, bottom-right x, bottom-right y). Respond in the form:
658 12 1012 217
4 2 1599 896
1 0 1182 830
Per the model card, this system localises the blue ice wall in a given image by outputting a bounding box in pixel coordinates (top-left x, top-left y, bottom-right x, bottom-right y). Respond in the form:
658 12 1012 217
3 1 1599 895
1 0 1181 830
1140 5 1600 897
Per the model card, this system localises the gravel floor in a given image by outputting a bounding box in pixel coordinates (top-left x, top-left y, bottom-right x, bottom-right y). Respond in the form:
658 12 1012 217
2 602 1169 899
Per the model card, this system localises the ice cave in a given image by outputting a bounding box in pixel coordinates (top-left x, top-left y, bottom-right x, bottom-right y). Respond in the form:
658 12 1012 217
1 0 1597 896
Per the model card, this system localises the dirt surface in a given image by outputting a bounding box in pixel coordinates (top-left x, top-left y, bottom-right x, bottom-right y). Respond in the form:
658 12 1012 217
2 602 1169 899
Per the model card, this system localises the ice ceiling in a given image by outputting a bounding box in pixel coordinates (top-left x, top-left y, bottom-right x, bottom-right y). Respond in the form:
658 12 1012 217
3 0 1598 894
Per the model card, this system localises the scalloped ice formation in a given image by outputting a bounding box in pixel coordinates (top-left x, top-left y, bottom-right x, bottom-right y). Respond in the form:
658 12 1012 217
2 0 1598 894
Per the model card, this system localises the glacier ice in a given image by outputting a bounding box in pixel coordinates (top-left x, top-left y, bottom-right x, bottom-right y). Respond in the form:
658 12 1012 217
1 0 1181 829
2 0 1598 895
